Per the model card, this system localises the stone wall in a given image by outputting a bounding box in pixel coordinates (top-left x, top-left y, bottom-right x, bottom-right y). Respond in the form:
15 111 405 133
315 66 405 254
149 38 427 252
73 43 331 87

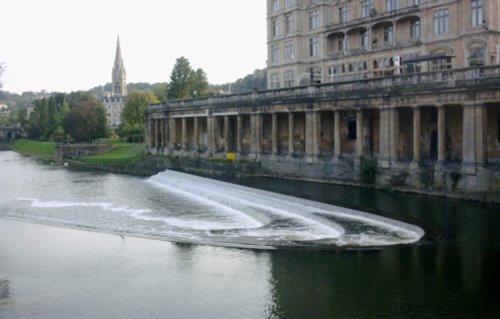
55 144 113 164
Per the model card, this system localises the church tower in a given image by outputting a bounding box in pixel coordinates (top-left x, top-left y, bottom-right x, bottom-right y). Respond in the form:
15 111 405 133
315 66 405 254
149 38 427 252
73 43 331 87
112 36 127 97
103 36 128 128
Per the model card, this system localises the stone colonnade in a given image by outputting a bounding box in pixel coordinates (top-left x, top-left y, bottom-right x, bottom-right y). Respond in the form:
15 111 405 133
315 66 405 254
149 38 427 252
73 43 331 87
146 102 494 171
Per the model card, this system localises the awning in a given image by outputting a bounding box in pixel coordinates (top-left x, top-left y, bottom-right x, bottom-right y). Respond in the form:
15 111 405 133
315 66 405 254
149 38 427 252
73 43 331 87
402 54 455 64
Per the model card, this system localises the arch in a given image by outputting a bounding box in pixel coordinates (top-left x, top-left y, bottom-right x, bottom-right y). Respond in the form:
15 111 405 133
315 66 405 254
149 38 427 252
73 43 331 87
327 32 346 52
465 39 487 66
430 46 454 55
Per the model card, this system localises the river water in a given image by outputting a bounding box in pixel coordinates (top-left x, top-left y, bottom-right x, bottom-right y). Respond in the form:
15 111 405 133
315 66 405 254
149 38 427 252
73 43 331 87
0 151 499 318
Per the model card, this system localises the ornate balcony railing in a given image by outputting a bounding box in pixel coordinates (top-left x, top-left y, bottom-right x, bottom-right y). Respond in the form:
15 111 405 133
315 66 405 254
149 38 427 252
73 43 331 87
325 4 420 33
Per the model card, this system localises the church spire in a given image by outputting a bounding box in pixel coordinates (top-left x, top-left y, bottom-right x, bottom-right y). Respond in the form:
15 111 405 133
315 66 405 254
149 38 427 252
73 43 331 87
112 36 127 97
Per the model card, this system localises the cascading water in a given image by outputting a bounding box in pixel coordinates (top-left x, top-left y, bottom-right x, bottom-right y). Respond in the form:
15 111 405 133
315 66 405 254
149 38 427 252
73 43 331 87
10 163 424 249
143 170 424 248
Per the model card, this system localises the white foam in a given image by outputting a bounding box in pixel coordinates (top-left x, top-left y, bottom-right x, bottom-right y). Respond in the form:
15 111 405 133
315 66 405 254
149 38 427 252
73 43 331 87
18 198 153 215
146 170 424 246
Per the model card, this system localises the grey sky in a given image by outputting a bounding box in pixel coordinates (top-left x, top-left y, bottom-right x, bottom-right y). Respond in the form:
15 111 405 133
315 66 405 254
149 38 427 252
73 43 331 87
0 0 267 93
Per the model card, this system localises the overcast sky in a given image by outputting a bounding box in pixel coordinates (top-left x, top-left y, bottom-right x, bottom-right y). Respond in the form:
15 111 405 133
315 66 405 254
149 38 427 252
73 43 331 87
0 0 267 94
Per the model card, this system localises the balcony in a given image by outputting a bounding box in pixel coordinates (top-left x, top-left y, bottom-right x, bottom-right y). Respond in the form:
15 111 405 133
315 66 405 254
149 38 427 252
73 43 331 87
326 4 420 33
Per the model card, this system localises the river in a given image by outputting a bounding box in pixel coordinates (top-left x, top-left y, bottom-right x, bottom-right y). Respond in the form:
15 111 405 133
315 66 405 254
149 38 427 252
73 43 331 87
0 151 499 318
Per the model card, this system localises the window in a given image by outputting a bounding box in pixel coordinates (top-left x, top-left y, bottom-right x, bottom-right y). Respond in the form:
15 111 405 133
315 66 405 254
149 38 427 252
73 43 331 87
271 44 279 63
328 66 336 81
471 0 483 27
360 30 368 47
270 73 280 89
469 47 485 65
272 0 279 12
434 9 449 35
431 57 452 71
285 0 295 8
339 5 349 23
310 37 320 57
310 10 320 30
272 19 279 37
410 20 421 39
284 40 294 60
361 0 373 18
285 15 293 34
284 70 295 87
387 0 400 11
384 25 394 43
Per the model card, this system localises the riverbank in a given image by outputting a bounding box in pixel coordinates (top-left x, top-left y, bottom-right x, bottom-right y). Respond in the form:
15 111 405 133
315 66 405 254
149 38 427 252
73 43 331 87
5 139 500 203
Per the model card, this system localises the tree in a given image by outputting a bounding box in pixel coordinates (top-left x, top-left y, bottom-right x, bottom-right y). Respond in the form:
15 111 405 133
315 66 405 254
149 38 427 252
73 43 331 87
191 68 209 97
152 83 169 103
63 101 108 142
168 56 195 100
122 90 159 129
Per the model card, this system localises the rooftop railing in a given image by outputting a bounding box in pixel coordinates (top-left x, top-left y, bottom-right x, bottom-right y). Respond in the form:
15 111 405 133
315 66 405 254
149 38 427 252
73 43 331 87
147 65 500 113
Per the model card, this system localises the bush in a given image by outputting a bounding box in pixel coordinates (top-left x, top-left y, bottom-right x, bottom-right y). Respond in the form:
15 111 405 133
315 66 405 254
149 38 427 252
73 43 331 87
360 159 377 184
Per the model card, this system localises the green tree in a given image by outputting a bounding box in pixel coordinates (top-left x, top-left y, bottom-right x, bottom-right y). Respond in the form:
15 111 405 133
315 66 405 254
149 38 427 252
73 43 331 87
168 56 195 100
63 101 108 142
122 90 159 129
152 83 169 103
191 68 209 97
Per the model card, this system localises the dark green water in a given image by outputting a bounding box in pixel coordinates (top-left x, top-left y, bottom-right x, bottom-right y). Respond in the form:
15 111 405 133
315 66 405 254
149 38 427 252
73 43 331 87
239 178 500 318
0 151 499 318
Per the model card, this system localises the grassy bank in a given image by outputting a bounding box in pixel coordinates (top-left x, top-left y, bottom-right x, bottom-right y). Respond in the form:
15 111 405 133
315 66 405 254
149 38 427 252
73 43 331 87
11 139 56 161
78 144 145 165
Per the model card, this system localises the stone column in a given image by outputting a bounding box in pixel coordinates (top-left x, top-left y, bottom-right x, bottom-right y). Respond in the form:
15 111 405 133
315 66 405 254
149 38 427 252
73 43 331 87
272 113 278 155
207 115 215 155
312 111 320 159
224 116 230 153
413 107 421 162
255 113 262 156
160 118 166 148
378 107 397 167
154 119 160 149
437 105 446 162
250 113 262 158
389 108 398 161
237 115 242 154
334 110 341 158
305 111 313 161
356 109 364 158
146 118 152 148
182 117 187 151
288 112 294 156
462 103 486 173
194 117 199 151
169 117 175 151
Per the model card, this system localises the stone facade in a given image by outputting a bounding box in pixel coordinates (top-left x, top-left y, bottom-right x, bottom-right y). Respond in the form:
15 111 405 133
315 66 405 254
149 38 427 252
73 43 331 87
145 66 500 202
266 0 500 88
102 37 127 128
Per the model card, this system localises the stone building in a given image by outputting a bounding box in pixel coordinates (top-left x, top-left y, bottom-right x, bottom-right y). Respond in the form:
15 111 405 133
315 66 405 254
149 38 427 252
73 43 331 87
267 0 499 88
102 37 127 128
144 0 500 202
